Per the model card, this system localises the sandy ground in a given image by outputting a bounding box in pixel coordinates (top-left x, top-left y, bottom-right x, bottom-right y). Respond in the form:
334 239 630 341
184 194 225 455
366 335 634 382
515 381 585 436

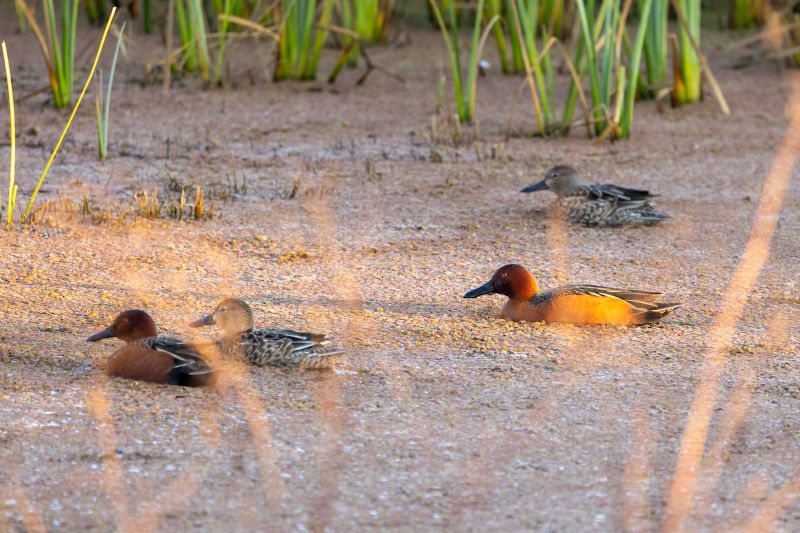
0 10 799 533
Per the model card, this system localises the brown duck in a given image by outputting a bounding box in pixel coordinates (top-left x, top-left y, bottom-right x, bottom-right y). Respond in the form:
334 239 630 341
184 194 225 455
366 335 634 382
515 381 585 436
464 264 682 325
87 310 215 386
190 298 343 369
521 165 669 227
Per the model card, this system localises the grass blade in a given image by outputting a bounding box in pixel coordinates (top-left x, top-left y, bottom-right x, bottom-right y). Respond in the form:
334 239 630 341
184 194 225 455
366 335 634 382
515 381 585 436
22 7 118 223
620 0 652 137
2 42 18 227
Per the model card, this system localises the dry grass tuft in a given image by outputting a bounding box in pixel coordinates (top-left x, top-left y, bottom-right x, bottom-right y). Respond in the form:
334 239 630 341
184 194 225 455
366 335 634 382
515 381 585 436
134 185 217 221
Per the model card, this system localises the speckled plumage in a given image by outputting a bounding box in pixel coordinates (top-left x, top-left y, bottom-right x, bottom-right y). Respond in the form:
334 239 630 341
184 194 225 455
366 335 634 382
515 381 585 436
521 165 669 227
213 328 343 368
190 298 343 369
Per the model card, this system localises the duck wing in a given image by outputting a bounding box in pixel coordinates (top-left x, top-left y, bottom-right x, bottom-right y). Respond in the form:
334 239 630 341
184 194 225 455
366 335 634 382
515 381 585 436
238 329 344 368
553 285 683 318
263 328 329 344
140 335 215 376
583 183 654 201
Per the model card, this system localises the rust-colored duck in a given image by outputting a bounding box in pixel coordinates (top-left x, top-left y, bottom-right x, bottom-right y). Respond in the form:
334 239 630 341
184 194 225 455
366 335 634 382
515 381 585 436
464 264 682 325
87 310 214 386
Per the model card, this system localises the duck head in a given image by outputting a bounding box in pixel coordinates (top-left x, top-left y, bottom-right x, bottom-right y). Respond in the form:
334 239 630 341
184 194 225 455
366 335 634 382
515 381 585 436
190 298 254 334
87 310 158 343
521 165 582 197
463 264 539 301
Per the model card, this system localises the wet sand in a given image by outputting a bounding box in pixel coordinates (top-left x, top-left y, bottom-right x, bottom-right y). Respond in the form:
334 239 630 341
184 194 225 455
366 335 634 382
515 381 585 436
1 15 799 532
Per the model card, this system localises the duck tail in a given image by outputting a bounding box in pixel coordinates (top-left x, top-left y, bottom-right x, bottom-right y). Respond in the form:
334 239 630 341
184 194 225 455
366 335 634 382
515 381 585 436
641 210 670 222
166 367 216 387
300 346 345 369
640 302 684 323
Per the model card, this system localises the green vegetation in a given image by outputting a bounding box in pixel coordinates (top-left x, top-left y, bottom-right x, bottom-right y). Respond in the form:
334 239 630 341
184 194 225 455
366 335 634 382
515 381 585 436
44 0 79 109
508 0 560 135
341 0 394 67
95 23 125 161
175 0 211 79
730 0 763 29
642 0 668 94
84 0 106 25
2 42 18 227
673 0 701 105
21 8 118 223
428 0 499 124
274 0 334 81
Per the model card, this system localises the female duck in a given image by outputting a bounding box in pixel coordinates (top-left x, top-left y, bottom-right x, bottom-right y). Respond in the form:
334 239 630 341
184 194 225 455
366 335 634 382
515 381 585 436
190 298 343 369
87 310 215 386
464 264 682 325
521 165 668 227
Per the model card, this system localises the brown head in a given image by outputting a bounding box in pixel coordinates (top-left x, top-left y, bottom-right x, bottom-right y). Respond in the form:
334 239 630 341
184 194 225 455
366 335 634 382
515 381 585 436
520 165 583 197
190 298 254 335
463 264 539 301
87 310 158 343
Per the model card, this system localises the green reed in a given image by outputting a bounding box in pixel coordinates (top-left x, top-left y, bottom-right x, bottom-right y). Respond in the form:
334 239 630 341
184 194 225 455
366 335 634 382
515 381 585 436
2 42 18 227
21 8 117 223
176 0 211 79
642 0 668 94
44 0 79 109
673 0 701 105
95 23 125 161
341 0 394 67
429 0 499 124
565 0 652 139
509 0 559 134
274 0 334 81
730 0 763 28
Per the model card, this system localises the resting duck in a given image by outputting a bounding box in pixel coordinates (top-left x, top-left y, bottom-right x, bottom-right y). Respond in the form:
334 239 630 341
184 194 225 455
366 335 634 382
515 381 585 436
464 264 682 325
521 165 668 227
190 298 343 369
87 310 215 386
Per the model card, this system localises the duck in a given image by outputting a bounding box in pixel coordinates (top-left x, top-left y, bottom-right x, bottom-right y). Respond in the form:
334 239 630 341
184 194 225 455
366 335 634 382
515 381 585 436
189 298 343 369
520 165 669 227
463 264 682 325
87 310 215 387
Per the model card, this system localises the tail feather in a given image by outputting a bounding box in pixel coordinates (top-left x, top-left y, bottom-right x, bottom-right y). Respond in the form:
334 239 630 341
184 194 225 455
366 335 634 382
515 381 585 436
299 346 345 369
636 302 684 323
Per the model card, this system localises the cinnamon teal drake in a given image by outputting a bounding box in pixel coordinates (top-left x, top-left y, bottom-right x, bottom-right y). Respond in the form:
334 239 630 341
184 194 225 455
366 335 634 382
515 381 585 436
464 264 682 325
521 165 669 227
87 310 215 387
189 298 343 369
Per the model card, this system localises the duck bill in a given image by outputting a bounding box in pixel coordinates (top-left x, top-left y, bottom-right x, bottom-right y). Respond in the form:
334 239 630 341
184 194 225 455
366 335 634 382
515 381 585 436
520 180 548 193
463 282 495 299
189 314 215 328
86 326 115 342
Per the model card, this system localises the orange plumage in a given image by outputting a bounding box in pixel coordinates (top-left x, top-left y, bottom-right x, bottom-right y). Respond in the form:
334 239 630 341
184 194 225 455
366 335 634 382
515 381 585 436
87 310 214 387
105 345 176 383
465 264 682 326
